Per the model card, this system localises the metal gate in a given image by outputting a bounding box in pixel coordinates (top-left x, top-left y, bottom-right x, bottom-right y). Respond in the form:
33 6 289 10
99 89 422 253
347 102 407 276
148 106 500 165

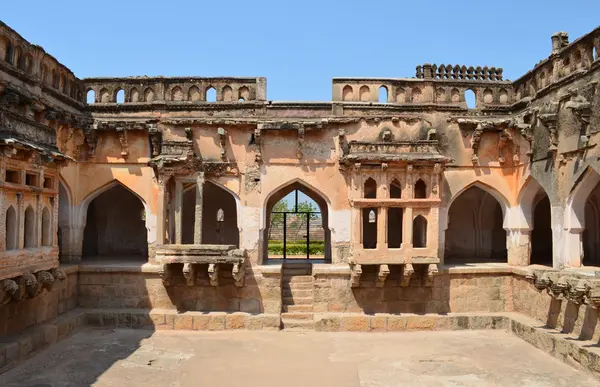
267 190 325 261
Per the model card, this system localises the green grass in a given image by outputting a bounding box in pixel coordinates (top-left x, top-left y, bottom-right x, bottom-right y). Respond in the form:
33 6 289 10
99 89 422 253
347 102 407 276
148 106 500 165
268 240 325 255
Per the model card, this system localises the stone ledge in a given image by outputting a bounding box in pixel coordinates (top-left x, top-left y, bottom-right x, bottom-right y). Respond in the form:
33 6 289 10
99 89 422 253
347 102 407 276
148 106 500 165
0 309 85 374
84 309 281 331
313 264 351 276
258 265 282 276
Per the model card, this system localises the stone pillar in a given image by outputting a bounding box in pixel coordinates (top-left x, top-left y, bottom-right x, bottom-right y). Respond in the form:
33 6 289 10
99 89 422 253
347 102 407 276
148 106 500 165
174 180 183 244
156 176 168 246
506 228 531 266
194 172 204 244
0 189 5 252
59 222 86 263
352 207 361 248
403 207 413 248
376 207 387 250
36 194 42 247
17 192 24 249
52 194 59 247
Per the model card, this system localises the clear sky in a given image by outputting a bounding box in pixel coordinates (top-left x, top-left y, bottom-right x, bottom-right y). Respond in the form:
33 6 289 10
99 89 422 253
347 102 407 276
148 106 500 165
3 1 599 101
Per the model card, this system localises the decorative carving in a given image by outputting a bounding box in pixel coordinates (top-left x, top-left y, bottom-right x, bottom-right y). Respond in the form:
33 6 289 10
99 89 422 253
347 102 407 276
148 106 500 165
36 270 55 292
350 264 362 288
548 275 568 299
208 263 219 286
568 279 590 304
297 126 305 158
537 101 559 151
84 126 98 159
159 264 173 286
185 127 194 141
116 127 129 158
566 93 592 142
376 264 390 288
1 279 19 305
416 63 504 81
424 264 438 287
338 129 348 157
498 129 516 164
253 128 262 163
217 127 227 161
401 263 414 287
182 263 196 286
232 262 245 287
21 272 40 298
148 126 162 157
50 268 67 282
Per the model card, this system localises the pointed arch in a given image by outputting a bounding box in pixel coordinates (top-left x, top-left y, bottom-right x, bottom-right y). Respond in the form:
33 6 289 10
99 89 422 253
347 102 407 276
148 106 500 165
567 167 600 266
262 179 331 263
364 177 377 199
5 205 17 250
414 179 427 199
24 205 36 248
188 85 201 101
222 85 233 101
143 87 155 102
81 180 149 260
517 175 548 229
129 87 140 103
42 207 52 246
413 215 428 248
390 178 402 199
448 180 510 222
445 183 508 262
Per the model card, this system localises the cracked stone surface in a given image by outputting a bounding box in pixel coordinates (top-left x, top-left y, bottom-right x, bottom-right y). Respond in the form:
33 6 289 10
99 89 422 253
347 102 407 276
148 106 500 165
1 328 598 387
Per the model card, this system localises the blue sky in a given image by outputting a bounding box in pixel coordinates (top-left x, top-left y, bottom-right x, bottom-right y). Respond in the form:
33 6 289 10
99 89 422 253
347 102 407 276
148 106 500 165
3 1 599 101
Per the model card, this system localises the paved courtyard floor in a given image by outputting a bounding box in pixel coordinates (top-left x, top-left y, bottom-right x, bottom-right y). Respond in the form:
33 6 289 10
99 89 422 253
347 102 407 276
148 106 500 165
1 328 597 386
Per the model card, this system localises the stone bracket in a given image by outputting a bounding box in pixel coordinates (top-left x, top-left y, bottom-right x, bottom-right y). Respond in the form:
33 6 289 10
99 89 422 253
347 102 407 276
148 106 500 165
401 263 414 287
36 270 55 292
182 263 197 287
148 126 162 157
376 264 390 288
253 128 262 163
208 263 219 287
22 272 40 298
116 127 129 159
350 264 362 288
159 264 174 286
297 126 305 159
530 270 600 308
423 263 439 287
218 127 228 161
232 262 245 287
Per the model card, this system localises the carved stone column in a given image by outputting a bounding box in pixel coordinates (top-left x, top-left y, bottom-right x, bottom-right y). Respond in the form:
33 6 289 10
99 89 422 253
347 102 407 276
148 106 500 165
174 180 183 244
402 207 413 248
156 175 168 246
17 192 24 249
376 207 387 250
194 172 204 244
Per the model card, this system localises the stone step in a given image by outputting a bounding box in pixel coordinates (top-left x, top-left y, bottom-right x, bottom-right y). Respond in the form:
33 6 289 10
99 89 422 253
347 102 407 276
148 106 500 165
281 312 314 320
282 296 313 305
282 268 312 276
282 304 313 313
282 289 313 298
281 319 315 330
282 282 313 290
282 275 314 283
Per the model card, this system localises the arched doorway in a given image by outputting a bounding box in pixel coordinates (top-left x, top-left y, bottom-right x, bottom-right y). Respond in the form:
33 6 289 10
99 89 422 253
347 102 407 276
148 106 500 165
181 181 239 246
58 182 69 261
531 195 553 265
264 182 331 263
445 186 507 263
82 184 147 261
583 181 600 266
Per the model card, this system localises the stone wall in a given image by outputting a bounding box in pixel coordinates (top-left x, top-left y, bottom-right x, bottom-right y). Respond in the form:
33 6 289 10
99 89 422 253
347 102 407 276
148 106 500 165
77 265 281 315
0 268 77 338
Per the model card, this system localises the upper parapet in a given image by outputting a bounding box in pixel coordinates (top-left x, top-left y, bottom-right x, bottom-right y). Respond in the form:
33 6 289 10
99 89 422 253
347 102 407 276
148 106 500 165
416 64 504 81
0 21 84 104
83 76 267 105
513 27 600 100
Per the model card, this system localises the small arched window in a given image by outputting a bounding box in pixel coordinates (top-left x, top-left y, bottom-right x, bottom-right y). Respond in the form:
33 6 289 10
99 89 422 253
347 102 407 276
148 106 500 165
42 207 52 246
342 85 353 101
86 89 95 104
116 89 125 103
465 89 476 109
144 87 155 102
5 206 17 250
412 215 427 248
414 179 427 199
364 178 377 199
378 86 388 103
206 87 216 102
24 205 35 248
390 179 402 199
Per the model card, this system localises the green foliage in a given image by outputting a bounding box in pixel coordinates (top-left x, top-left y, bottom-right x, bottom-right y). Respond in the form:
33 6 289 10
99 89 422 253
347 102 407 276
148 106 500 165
268 240 325 255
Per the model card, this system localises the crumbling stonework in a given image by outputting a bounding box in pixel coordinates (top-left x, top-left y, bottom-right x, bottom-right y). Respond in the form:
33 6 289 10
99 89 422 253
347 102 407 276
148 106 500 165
1 19 600 376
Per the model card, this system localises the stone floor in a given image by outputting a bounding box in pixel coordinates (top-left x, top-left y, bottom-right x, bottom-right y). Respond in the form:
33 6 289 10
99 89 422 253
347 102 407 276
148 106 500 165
1 329 597 387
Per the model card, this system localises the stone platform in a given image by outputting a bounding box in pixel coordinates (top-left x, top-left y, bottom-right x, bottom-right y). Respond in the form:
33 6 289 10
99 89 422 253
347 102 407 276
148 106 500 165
1 328 598 387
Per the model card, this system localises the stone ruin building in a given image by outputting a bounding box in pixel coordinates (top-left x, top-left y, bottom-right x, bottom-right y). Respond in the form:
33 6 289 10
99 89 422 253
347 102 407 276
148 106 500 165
1 19 600 376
